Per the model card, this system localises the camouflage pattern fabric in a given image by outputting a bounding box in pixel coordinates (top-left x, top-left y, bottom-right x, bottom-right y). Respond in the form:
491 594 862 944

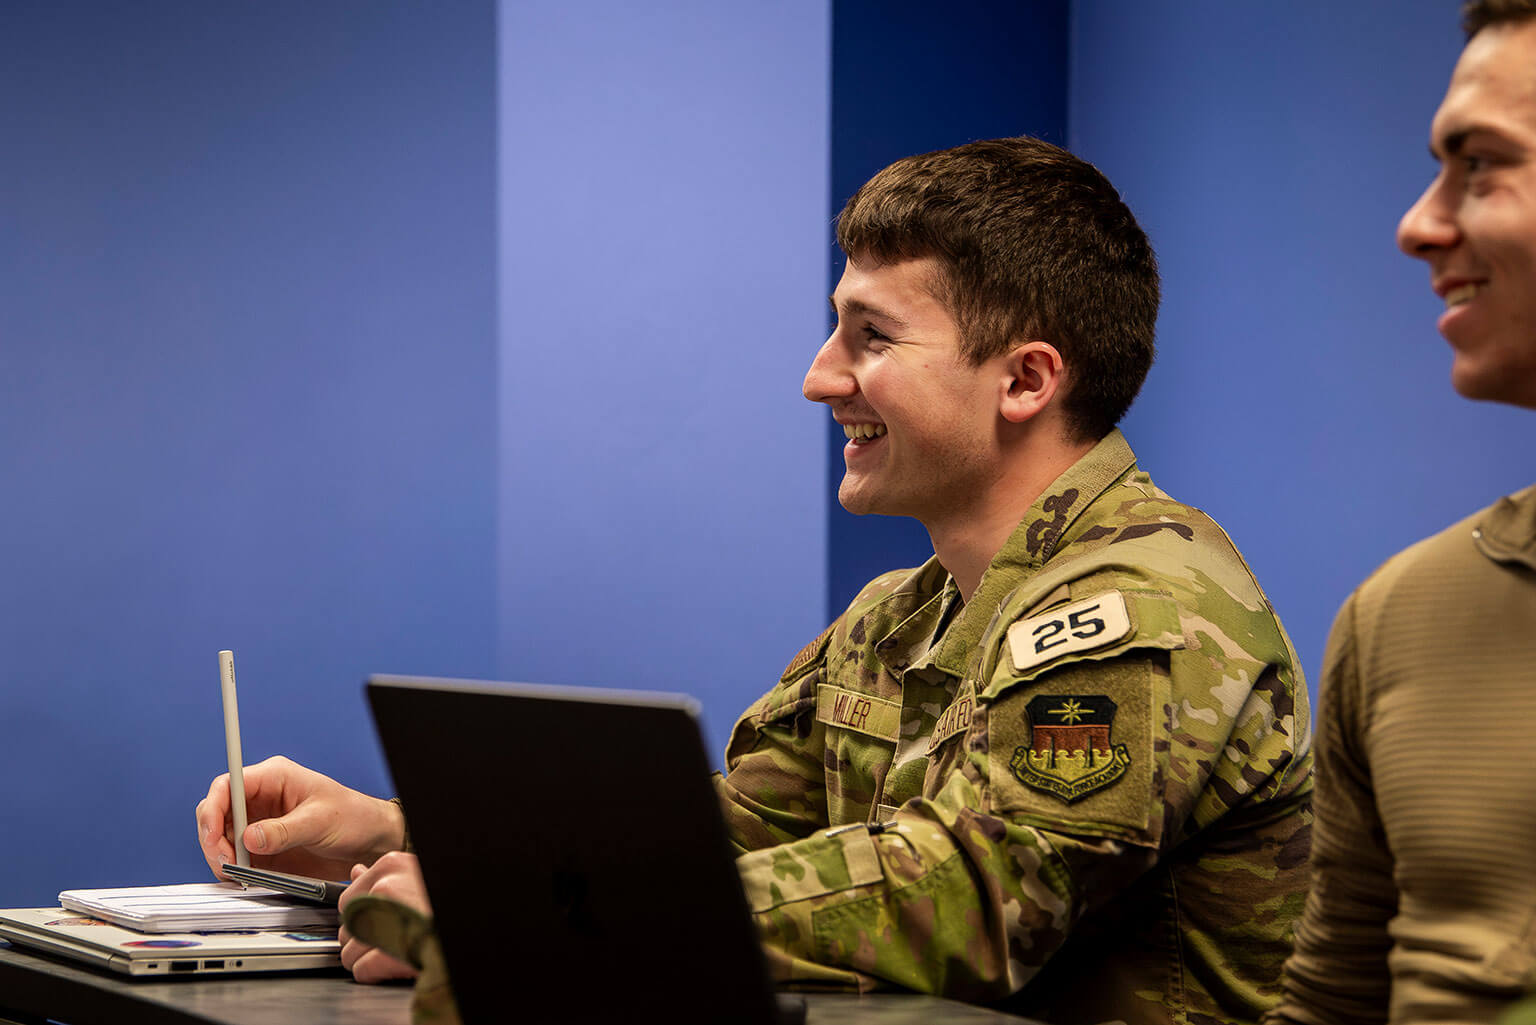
716 429 1313 1025
1505 993 1536 1025
342 894 460 1025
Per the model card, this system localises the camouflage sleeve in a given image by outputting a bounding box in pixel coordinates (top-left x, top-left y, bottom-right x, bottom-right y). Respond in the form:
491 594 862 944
741 630 1305 1004
740 753 1155 999
713 626 834 856
1268 594 1394 1025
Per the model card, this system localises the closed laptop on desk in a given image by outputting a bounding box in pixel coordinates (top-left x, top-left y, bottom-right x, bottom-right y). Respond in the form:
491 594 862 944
366 674 802 1025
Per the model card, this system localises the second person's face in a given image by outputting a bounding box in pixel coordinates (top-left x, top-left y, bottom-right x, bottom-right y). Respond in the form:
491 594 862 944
1398 18 1536 408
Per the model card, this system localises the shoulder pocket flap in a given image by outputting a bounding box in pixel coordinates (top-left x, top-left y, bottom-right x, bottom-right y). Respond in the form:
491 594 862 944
988 590 1184 698
741 626 837 729
781 624 833 683
748 677 818 728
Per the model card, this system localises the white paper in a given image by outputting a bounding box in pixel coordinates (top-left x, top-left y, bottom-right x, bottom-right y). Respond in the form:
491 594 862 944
58 883 339 934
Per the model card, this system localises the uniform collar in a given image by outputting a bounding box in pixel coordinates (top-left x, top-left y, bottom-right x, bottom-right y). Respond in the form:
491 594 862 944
878 430 1140 679
1473 483 1536 571
988 428 1140 575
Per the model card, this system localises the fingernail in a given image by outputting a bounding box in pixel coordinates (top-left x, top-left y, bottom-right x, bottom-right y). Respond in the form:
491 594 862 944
249 825 266 851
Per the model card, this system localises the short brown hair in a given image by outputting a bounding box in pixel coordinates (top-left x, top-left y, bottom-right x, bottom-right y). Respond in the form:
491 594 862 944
1463 0 1536 38
835 136 1158 441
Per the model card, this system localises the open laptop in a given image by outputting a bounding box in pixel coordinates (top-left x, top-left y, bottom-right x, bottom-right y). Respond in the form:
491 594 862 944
0 906 340 977
365 674 805 1025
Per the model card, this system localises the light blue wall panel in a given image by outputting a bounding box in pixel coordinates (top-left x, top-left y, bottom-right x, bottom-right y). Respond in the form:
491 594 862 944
496 1 833 760
1071 1 1534 693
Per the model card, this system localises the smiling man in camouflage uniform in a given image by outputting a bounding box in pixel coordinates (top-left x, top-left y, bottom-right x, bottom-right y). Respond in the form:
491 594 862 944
715 137 1313 1024
195 135 1312 1022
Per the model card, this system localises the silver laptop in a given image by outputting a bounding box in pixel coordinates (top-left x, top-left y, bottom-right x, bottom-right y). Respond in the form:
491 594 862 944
0 906 340 976
365 674 805 1025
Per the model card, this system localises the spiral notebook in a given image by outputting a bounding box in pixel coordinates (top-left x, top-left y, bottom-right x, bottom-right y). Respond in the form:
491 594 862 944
57 882 338 932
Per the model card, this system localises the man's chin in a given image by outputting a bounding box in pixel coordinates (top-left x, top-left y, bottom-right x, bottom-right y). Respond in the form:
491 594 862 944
1450 358 1536 407
837 485 910 519
837 483 880 517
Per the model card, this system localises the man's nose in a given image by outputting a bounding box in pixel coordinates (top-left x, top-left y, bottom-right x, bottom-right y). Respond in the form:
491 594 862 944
803 337 856 403
1397 177 1459 258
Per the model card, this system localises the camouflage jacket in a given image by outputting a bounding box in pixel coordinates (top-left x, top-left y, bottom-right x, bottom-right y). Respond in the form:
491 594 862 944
715 430 1313 1025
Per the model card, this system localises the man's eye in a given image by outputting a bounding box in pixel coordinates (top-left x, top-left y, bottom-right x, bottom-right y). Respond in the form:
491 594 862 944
861 326 889 343
1463 154 1489 174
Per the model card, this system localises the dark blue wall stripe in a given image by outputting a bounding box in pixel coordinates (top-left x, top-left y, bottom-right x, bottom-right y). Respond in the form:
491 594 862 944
826 0 1070 621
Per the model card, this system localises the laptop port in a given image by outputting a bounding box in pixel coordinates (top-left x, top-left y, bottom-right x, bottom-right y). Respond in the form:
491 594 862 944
170 960 198 972
203 960 225 969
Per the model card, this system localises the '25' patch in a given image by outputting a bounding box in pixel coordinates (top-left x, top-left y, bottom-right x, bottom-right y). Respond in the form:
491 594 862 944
1007 591 1132 673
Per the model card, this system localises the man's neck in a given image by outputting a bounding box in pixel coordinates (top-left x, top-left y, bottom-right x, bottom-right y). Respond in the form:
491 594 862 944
928 433 1097 603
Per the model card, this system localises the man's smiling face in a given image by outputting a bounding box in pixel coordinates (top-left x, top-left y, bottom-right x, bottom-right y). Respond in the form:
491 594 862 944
1398 17 1536 408
802 256 1010 530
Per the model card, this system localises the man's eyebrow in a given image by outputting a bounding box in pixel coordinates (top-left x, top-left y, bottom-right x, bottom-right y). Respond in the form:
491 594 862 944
828 295 911 330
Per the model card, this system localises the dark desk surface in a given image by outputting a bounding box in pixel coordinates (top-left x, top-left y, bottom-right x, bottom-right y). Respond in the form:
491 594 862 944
0 943 1039 1025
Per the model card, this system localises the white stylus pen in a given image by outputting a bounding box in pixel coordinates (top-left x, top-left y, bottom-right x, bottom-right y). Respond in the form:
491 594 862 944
219 649 251 868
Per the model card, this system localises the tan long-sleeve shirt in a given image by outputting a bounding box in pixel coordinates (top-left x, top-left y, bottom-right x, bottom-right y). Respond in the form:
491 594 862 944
1270 484 1536 1025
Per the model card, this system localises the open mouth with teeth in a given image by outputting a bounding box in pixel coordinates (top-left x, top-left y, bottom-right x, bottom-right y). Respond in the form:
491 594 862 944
1445 283 1482 307
844 423 887 444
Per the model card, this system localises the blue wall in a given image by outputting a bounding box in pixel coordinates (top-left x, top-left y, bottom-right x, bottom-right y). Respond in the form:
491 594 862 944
2 0 1526 912
0 2 498 904
0 0 835 907
1071 1 1535 690
494 0 832 762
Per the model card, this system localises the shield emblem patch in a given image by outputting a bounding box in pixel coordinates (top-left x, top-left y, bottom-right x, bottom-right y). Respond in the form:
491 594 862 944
1009 694 1130 803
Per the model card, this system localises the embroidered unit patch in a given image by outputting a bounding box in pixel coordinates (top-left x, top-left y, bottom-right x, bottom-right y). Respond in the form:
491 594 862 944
1009 694 1130 803
1007 591 1132 673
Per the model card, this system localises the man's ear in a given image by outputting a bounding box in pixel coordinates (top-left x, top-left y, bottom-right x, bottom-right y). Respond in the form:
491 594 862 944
999 341 1065 424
